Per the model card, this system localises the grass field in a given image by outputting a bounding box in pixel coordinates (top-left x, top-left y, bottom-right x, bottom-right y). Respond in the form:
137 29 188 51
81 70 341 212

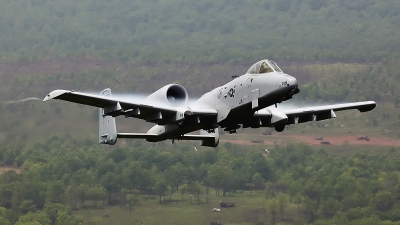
72 190 306 225
74 192 267 225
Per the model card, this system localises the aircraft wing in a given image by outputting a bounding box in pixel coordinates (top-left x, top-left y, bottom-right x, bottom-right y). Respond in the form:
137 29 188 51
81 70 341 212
43 90 176 119
282 101 376 117
254 101 376 124
43 89 217 123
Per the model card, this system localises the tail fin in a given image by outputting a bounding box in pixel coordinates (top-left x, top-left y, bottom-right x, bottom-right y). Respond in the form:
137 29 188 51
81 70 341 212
99 88 118 145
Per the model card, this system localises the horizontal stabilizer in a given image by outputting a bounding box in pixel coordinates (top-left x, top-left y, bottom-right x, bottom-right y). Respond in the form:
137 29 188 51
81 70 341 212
117 131 219 147
117 133 216 141
117 133 155 139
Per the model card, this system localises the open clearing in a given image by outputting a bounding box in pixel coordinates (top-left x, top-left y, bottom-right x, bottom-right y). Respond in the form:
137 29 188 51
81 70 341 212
0 167 20 174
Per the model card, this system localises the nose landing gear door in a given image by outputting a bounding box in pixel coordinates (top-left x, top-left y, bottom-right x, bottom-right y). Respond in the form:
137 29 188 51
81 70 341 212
243 78 260 109
250 89 260 109
242 78 252 104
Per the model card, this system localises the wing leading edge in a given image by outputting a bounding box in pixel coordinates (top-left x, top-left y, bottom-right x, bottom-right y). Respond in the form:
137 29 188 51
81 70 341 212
282 101 376 116
254 101 376 125
43 89 217 124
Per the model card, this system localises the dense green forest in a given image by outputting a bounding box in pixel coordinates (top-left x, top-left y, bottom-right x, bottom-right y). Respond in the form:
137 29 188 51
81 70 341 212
1 0 400 63
1 140 400 224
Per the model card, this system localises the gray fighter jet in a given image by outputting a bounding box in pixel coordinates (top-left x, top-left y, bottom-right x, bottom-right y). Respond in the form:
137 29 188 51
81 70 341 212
43 59 376 147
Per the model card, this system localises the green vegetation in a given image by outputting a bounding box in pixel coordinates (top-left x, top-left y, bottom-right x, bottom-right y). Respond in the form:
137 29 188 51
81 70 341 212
0 0 400 63
1 139 400 225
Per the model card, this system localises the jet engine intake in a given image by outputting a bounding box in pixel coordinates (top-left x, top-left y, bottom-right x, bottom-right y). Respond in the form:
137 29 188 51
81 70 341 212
146 84 188 107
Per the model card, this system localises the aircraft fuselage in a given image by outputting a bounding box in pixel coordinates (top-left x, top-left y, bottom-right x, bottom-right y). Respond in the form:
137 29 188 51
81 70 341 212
146 63 299 141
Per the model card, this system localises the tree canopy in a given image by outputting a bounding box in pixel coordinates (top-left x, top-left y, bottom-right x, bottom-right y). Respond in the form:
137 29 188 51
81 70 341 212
0 0 399 63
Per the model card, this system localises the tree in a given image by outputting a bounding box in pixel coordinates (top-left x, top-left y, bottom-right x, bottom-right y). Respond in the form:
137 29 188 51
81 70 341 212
180 183 187 201
252 173 265 192
321 197 339 218
369 191 395 212
264 184 271 199
99 172 119 203
19 200 36 214
15 212 50 225
0 183 13 207
277 194 288 220
294 194 302 214
66 186 78 210
303 197 316 223
85 187 107 206
164 163 187 191
76 184 88 208
206 164 224 196
251 156 274 181
268 199 278 225
43 203 71 225
288 180 302 202
46 181 65 204
121 162 143 189
153 178 168 204
13 181 46 209
56 211 83 225
187 181 203 205
303 181 322 214
0 216 10 225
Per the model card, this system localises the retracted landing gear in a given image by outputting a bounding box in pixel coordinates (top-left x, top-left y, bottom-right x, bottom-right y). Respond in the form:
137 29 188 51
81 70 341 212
224 124 241 134
274 125 285 132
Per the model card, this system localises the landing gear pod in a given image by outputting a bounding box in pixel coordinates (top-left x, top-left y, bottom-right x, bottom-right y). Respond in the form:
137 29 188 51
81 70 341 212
200 128 220 147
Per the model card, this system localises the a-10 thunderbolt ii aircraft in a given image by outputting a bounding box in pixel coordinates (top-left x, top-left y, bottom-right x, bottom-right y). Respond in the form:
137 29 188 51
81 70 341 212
43 59 376 147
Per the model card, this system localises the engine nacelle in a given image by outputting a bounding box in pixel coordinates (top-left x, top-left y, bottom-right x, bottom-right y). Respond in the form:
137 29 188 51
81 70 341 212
146 84 188 107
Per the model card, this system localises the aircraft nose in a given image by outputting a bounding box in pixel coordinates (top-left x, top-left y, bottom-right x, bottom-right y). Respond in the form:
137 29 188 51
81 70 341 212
286 75 297 87
284 75 300 94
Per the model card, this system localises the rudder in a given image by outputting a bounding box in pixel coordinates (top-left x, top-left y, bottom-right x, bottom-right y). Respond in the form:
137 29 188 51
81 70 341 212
99 88 118 145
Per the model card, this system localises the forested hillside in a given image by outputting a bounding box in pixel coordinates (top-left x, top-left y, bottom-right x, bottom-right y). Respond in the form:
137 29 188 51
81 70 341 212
1 0 399 62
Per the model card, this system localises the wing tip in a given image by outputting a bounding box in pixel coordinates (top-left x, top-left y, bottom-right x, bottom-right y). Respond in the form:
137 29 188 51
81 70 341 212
358 101 377 112
43 90 69 101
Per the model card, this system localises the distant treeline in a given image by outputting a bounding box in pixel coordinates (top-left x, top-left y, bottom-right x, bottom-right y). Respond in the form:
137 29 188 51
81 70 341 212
1 0 400 63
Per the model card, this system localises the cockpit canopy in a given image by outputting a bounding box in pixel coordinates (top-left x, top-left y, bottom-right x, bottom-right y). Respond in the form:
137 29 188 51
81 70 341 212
247 59 283 74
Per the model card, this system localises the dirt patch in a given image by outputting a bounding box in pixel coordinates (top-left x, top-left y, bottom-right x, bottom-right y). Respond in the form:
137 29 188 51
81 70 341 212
220 139 275 145
282 135 400 147
0 167 20 174
221 134 400 147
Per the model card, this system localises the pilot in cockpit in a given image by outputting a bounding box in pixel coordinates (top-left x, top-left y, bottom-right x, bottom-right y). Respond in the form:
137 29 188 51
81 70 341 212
259 61 273 74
